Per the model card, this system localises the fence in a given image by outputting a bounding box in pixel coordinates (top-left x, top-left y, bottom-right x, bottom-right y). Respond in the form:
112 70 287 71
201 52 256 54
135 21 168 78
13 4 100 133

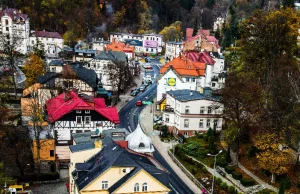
167 150 211 194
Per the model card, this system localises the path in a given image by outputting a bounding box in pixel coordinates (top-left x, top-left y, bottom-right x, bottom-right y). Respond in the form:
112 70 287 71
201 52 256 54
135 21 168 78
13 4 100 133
140 104 202 194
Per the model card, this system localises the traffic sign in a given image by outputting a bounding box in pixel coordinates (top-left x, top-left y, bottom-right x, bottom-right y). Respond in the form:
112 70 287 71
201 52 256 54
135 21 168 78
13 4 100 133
142 101 153 105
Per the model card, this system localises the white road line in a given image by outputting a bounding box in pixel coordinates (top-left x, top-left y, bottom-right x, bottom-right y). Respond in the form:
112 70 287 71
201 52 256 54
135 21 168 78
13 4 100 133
128 126 132 132
169 184 179 194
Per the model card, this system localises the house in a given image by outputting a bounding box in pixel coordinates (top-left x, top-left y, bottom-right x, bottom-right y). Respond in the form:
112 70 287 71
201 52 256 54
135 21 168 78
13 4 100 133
88 50 128 91
162 89 223 137
91 37 111 51
165 41 184 62
48 59 65 73
156 55 206 102
124 39 143 54
0 8 30 54
183 28 220 53
29 30 64 58
73 41 97 62
106 38 135 60
69 136 170 194
46 90 119 162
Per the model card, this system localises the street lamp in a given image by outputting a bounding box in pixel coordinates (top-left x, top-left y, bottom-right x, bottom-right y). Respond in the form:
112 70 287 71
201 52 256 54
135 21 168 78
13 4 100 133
207 150 223 194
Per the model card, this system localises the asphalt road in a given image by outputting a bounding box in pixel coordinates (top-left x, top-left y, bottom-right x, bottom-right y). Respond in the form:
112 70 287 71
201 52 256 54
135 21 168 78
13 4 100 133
119 59 195 194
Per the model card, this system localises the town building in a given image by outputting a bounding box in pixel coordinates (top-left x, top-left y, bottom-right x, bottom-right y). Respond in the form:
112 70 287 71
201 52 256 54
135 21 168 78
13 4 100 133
73 41 97 62
106 38 135 60
124 39 143 54
29 30 64 58
88 50 128 91
165 41 184 62
69 136 170 194
46 90 119 162
48 59 65 73
162 89 223 137
183 28 220 53
213 17 225 32
91 37 111 51
156 55 206 103
0 8 30 54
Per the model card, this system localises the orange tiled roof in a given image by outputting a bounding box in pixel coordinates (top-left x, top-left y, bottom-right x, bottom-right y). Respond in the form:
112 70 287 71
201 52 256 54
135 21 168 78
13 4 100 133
106 41 134 53
160 56 206 77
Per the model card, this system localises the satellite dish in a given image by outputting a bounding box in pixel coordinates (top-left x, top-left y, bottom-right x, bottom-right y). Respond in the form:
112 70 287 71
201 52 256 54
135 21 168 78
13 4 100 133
125 168 131 173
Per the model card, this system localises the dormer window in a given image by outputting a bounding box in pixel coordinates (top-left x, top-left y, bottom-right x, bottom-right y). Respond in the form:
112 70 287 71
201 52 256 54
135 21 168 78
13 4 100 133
76 110 81 113
85 110 90 114
139 143 145 148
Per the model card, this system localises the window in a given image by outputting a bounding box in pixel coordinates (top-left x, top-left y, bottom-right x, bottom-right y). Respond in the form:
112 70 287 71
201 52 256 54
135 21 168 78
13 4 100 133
184 119 189 128
76 116 82 124
192 78 196 82
185 106 189 114
85 110 90 114
199 119 204 128
208 107 212 114
165 114 169 123
184 131 188 137
186 78 190 82
139 143 145 148
151 48 153 52
76 110 81 113
134 183 139 192
102 181 108 189
212 82 216 87
50 150 54 157
85 116 91 124
207 119 210 127
200 106 205 114
142 183 147 191
51 67 56 72
214 119 218 127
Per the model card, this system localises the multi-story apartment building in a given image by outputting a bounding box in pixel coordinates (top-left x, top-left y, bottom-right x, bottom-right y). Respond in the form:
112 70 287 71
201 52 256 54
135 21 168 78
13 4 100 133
0 8 30 54
165 41 184 62
162 89 223 137
29 30 64 58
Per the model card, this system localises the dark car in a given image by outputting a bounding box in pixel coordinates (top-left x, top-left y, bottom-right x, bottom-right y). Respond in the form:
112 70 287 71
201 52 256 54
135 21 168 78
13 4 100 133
139 85 146 92
130 90 139 96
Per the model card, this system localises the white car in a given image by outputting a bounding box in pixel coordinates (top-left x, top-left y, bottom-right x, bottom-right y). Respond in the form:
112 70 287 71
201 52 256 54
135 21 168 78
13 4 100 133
143 75 152 81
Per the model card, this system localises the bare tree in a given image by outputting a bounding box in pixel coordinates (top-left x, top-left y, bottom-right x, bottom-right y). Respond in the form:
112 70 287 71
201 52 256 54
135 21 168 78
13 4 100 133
107 60 135 105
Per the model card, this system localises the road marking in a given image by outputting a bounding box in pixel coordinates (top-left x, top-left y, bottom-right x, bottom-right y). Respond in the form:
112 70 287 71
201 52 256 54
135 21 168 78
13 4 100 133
128 126 132 132
169 184 179 194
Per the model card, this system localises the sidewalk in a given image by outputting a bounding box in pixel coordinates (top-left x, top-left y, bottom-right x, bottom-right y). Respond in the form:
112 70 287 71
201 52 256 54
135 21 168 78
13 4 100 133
140 105 202 194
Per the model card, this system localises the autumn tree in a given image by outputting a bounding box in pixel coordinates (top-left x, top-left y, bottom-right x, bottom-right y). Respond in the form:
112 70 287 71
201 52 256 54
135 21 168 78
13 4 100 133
254 133 292 183
159 21 183 42
23 54 45 88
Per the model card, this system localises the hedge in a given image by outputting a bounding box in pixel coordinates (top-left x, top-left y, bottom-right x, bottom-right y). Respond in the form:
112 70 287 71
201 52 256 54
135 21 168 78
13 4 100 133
241 178 255 187
232 171 243 180
227 185 236 194
220 182 228 190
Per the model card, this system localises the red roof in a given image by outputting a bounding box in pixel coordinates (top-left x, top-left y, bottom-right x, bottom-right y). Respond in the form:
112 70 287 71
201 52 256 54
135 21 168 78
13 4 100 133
160 55 206 77
184 51 215 65
186 28 194 39
46 91 119 124
34 31 63 39
198 29 210 37
206 36 218 42
1 8 28 21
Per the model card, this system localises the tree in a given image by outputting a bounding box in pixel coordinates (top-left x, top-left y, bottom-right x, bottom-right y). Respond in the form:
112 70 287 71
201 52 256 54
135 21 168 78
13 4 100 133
283 0 295 8
23 55 45 88
254 133 292 183
205 0 215 9
107 60 135 105
159 21 183 42
31 39 46 59
278 179 286 194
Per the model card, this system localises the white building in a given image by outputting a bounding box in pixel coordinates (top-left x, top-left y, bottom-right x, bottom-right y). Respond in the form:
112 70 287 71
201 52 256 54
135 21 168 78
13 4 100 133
29 30 64 58
156 55 207 101
213 17 225 32
88 50 128 91
162 89 223 137
91 37 111 51
165 41 183 62
0 8 30 54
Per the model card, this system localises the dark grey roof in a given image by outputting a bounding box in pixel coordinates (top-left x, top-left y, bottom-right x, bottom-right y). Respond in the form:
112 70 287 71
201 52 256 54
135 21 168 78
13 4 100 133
124 39 143 47
72 128 129 145
69 63 98 89
75 162 94 171
70 142 95 153
74 137 169 192
37 72 60 84
167 89 220 102
49 59 64 66
94 50 127 62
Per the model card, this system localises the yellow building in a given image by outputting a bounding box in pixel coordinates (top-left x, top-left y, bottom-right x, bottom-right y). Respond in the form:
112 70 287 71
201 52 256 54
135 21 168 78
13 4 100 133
69 137 170 194
156 97 166 111
32 139 56 173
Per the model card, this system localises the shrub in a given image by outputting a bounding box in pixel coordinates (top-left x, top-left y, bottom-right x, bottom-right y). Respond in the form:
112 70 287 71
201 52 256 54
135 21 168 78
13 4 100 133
191 168 197 175
220 182 228 190
215 177 222 185
257 189 276 194
232 171 243 180
241 178 255 187
216 154 228 167
201 166 208 173
196 162 204 169
225 166 235 174
39 172 60 181
227 185 236 194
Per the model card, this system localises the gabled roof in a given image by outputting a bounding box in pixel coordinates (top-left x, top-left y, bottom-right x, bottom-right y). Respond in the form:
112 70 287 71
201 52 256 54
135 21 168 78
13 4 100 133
33 31 63 39
37 72 60 84
49 59 64 66
160 55 206 77
69 63 98 89
94 50 127 62
73 137 169 192
1 8 28 21
46 90 119 123
185 51 215 65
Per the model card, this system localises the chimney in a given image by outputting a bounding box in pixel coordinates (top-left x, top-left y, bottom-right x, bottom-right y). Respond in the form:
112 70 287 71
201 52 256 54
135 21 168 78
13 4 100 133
94 139 102 149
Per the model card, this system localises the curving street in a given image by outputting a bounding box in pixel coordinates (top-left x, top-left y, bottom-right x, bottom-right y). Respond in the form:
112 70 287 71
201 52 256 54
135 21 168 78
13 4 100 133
119 59 195 194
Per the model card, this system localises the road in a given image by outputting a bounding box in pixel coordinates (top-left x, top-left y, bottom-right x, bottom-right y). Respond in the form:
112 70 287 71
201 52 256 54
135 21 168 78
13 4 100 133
119 59 195 194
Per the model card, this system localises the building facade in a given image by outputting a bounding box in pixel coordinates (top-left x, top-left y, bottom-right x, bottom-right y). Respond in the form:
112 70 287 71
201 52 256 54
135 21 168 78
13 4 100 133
162 89 223 137
165 41 183 62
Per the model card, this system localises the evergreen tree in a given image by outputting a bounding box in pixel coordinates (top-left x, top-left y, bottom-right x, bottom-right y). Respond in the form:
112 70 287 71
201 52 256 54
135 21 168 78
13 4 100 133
205 0 215 9
283 0 295 7
279 179 286 194
215 27 220 40
193 17 198 36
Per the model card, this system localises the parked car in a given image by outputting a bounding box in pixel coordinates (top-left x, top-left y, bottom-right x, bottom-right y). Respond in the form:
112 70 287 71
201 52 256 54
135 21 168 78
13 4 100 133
143 75 152 81
139 85 146 91
130 90 139 96
144 80 152 85
136 100 142 106
135 87 140 93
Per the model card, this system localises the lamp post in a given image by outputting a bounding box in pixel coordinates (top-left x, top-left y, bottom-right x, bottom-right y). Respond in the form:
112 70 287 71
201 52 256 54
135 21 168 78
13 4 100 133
207 150 223 194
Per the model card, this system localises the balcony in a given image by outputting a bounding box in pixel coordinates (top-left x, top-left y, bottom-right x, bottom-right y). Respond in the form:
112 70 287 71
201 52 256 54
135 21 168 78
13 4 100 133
163 105 174 113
